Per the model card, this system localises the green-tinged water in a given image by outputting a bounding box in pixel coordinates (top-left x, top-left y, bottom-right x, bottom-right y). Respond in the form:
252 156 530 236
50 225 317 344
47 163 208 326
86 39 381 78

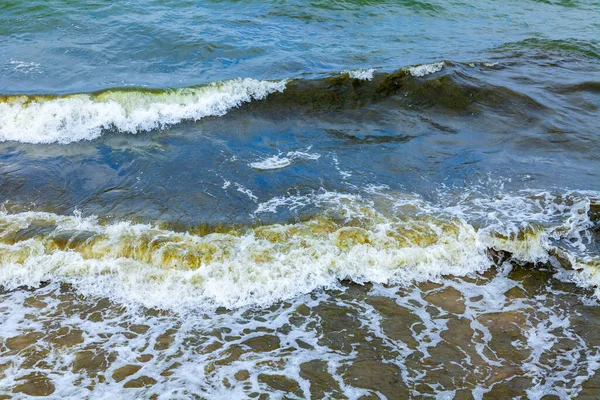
0 0 599 398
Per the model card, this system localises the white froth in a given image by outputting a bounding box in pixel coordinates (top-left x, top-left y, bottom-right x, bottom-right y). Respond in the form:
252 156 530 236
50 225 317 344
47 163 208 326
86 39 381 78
249 149 321 170
249 155 292 170
234 183 258 202
0 78 287 144
343 68 376 81
9 59 42 74
407 62 445 77
0 190 596 311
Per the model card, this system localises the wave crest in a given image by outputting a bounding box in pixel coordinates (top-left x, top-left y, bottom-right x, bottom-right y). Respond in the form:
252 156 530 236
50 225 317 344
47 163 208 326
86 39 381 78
0 78 287 144
0 191 597 310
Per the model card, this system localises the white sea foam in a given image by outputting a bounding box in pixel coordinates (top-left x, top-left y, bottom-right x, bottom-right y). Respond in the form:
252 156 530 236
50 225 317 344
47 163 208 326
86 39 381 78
344 68 376 81
234 183 258 202
249 149 321 170
9 59 42 74
407 62 445 77
0 78 287 144
0 191 596 311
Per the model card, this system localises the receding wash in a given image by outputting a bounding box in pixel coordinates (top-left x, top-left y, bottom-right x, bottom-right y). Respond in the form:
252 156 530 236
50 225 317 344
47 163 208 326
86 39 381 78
0 0 599 398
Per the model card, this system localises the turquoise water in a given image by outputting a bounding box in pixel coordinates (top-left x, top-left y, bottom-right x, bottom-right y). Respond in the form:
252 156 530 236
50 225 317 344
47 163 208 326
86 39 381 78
1 0 599 92
0 1 600 398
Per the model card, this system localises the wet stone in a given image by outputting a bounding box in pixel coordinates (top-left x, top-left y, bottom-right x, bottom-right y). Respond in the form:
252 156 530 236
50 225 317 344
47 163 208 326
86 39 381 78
299 359 343 398
296 339 314 350
0 361 11 377
48 327 84 347
154 329 176 350
508 266 553 295
123 375 157 388
343 359 408 399
72 350 116 374
160 362 181 377
422 286 466 314
504 286 527 300
215 345 244 365
5 332 44 352
454 389 475 400
483 376 532 399
522 271 553 294
234 370 250 381
197 340 223 355
577 367 600 399
477 311 529 362
417 281 445 291
242 334 280 352
113 364 142 383
296 304 311 316
20 347 51 369
23 297 47 309
258 374 303 397
137 354 154 363
12 372 55 396
366 296 421 348
357 395 380 400
315 303 359 332
129 324 150 334
78 298 112 320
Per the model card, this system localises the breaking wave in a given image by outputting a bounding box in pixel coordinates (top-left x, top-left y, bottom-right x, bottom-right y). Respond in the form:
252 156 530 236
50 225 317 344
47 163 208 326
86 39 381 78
0 60 541 144
0 78 287 144
0 190 597 310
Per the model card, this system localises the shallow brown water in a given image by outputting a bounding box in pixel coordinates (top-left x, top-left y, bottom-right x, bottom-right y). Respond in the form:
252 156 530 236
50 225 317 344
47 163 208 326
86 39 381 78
2 260 600 399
